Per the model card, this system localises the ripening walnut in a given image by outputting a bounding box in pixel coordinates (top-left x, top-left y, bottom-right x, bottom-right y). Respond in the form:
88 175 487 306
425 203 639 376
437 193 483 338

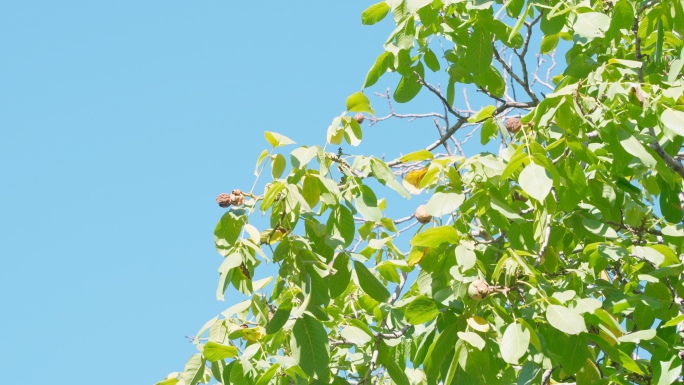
468 279 491 300
216 193 232 208
505 117 522 134
216 189 245 208
415 205 432 224
354 112 365 124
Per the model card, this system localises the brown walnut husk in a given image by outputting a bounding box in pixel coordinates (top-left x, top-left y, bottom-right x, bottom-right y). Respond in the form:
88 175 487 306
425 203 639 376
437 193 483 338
505 117 522 134
216 193 232 208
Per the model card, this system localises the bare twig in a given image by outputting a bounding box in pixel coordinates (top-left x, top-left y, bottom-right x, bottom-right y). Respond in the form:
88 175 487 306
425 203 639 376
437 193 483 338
369 88 444 126
434 118 453 155
415 71 466 120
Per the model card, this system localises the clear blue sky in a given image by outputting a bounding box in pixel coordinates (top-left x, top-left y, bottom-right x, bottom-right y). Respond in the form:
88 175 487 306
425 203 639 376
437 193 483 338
0 2 500 384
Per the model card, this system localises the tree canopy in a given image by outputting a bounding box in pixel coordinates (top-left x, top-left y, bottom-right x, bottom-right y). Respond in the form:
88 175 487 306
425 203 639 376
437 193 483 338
157 0 684 384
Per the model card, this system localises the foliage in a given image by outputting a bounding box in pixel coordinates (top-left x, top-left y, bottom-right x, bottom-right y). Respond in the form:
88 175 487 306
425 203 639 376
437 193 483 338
158 0 684 384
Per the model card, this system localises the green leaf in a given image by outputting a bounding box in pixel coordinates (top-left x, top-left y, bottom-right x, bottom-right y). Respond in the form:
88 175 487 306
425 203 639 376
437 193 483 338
399 149 434 162
474 67 505 98
362 2 390 25
456 244 476 270
480 118 498 145
661 314 684 328
668 53 684 84
425 191 464 216
256 364 280 385
606 0 634 40
564 54 597 78
424 323 459 382
457 331 486 350
301 176 321 208
215 210 246 248
395 16 416 50
329 253 352 298
582 218 618 239
394 62 424 103
405 296 439 324
508 4 529 44
573 12 611 42
424 48 440 72
500 323 530 364
519 162 553 202
364 51 393 88
266 304 292 335
341 325 373 346
354 260 391 302
541 12 566 35
468 105 496 123
271 153 286 179
546 304 587 334
618 329 656 343
410 226 459 247
561 334 589 375
182 354 205 385
290 314 330 378
346 92 374 114
662 108 684 137
618 129 656 167
370 158 410 199
260 181 285 212
265 131 295 148
464 23 493 74
378 341 410 385
356 184 382 221
203 342 238 362
540 34 559 54
654 355 682 385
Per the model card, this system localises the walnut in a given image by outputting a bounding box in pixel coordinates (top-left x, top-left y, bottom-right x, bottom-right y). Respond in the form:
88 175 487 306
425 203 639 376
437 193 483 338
415 205 432 224
216 193 232 208
230 190 245 206
505 117 522 134
354 112 365 124
468 279 490 300
217 189 245 207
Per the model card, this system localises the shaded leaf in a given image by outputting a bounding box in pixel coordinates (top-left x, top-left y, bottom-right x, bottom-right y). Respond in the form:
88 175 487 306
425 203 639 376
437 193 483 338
291 314 329 378
406 296 439 324
354 261 391 302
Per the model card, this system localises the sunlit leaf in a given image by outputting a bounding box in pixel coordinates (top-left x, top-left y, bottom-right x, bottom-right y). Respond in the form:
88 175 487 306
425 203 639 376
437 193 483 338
500 323 530 364
546 304 587 335
264 131 295 148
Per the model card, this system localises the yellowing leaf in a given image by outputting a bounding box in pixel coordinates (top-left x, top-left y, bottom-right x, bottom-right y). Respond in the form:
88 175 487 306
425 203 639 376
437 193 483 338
467 316 490 332
404 168 428 189
264 131 295 148
407 246 429 266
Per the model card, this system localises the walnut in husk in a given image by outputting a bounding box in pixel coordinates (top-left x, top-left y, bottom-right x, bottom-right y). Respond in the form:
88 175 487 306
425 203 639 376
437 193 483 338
216 193 232 208
354 112 365 124
468 279 491 300
230 189 245 206
415 205 432 224
505 117 522 134
216 189 245 208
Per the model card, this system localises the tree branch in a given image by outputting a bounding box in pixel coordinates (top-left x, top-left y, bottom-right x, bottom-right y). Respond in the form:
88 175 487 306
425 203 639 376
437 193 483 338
414 71 466 120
